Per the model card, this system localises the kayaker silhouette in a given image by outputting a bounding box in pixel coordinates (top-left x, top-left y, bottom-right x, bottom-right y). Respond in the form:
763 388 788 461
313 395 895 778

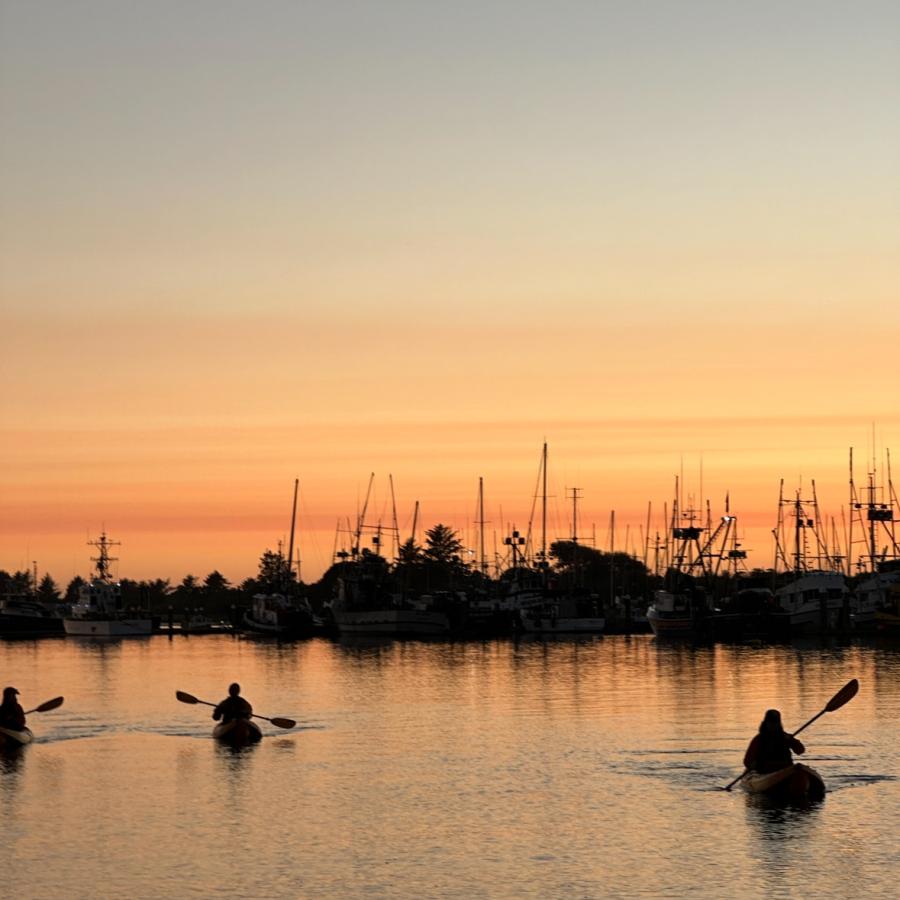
0 687 26 730
743 709 806 774
212 683 253 724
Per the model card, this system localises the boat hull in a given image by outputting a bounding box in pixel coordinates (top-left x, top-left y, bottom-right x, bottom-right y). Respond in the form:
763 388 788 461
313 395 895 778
0 612 65 637
646 607 695 637
213 719 262 747
740 764 825 803
0 726 34 749
64 617 154 637
520 615 606 634
334 609 450 636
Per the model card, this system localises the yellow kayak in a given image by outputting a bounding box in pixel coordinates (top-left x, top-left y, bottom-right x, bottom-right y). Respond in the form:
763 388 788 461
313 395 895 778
740 763 825 803
0 726 34 749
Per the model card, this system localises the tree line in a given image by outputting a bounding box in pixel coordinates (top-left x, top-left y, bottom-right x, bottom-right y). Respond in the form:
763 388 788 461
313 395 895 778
2 523 797 620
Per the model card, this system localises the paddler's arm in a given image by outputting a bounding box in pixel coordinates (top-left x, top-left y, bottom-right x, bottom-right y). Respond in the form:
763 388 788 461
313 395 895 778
212 702 224 721
787 734 805 755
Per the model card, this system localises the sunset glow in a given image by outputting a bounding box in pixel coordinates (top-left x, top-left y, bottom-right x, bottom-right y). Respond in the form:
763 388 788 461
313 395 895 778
2 2 898 585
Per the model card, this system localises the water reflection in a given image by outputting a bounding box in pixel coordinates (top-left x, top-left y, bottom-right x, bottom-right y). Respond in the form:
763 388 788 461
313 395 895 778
0 747 26 779
743 797 823 890
0 634 896 898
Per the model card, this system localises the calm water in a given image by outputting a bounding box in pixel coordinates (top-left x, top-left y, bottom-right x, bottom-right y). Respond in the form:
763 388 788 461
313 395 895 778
1 634 897 899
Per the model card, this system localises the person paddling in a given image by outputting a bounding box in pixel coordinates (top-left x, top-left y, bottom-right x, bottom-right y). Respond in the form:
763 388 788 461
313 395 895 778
0 687 27 730
212 683 252 724
743 709 806 773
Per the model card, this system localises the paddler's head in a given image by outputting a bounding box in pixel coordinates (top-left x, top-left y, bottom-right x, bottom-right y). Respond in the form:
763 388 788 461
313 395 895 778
760 708 782 733
228 682 240 697
2 686 19 702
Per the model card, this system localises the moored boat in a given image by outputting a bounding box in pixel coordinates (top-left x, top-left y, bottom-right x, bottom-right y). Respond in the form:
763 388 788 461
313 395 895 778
740 763 825 803
241 592 318 638
519 591 606 635
0 725 34 749
646 589 705 637
64 533 153 637
212 718 262 747
0 595 67 637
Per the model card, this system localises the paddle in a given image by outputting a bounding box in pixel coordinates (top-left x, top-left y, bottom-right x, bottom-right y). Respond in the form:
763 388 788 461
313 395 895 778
24 696 65 715
723 678 859 792
175 690 296 729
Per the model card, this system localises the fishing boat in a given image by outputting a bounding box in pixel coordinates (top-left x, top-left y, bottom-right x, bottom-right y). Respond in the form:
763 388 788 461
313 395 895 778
241 592 318 638
0 595 66 637
774 571 851 635
519 591 606 635
848 447 900 630
772 482 851 635
212 718 262 747
63 533 154 637
180 611 217 634
0 725 34 749
646 484 743 639
739 763 826 803
646 588 708 637
517 478 606 636
241 480 320 638
331 579 451 636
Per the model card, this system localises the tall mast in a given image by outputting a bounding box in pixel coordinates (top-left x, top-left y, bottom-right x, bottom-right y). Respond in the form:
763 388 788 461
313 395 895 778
410 500 419 545
478 477 487 577
569 487 582 587
644 501 651 568
286 478 299 584
389 474 400 561
354 473 375 557
541 442 548 568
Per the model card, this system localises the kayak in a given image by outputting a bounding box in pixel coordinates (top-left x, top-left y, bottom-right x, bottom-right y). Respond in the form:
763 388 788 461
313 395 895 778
740 763 826 803
212 718 262 747
0 726 34 749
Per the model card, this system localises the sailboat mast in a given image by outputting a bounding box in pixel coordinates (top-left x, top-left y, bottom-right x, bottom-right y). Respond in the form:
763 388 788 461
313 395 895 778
389 474 400 561
286 478 299 583
541 442 548 567
478 478 486 577
355 472 375 556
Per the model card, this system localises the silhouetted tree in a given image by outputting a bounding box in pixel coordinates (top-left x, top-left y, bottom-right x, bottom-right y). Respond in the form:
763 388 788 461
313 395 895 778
255 549 295 593
65 576 86 603
550 541 654 606
37 574 61 603
424 524 463 566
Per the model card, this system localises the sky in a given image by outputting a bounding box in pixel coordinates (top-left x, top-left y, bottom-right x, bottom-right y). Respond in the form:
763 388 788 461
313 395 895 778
2 1 898 586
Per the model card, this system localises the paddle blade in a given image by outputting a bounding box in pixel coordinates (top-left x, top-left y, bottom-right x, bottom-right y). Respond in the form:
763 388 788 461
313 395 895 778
176 691 200 705
30 696 64 713
269 717 296 730
826 678 859 712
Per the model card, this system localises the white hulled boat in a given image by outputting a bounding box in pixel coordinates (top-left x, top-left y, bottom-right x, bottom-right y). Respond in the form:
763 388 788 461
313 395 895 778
772 481 851 635
847 448 900 630
774 571 850 635
64 533 153 637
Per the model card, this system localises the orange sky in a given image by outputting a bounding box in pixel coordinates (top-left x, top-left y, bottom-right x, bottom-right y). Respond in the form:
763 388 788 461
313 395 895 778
2 3 898 585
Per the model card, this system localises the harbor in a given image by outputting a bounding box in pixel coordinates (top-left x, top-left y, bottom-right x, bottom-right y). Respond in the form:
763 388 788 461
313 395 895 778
4 446 900 645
